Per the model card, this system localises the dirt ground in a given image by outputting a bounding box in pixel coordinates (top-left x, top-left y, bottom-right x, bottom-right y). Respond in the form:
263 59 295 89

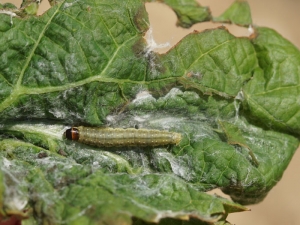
2 0 300 224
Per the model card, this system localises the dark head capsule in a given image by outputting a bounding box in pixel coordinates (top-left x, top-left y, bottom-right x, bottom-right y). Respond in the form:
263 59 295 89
64 127 79 140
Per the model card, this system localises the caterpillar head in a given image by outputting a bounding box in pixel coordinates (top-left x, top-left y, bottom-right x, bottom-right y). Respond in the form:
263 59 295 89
64 127 79 140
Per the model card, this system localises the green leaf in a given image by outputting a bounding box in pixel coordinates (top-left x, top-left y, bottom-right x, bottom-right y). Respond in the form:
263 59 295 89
243 27 300 135
218 120 259 166
213 0 252 26
0 3 18 10
0 87 298 223
0 169 4 216
167 28 258 97
24 3 39 15
0 0 149 125
0 0 299 224
147 0 211 28
0 133 249 224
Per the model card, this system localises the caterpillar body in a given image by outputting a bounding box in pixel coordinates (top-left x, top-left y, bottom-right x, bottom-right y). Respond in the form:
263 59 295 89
64 126 182 147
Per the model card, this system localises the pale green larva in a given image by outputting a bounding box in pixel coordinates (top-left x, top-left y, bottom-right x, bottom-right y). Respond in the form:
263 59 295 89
64 126 182 147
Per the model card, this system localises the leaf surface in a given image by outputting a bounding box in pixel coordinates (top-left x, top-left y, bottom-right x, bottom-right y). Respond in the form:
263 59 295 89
213 1 252 26
0 0 299 224
243 27 300 134
155 0 211 28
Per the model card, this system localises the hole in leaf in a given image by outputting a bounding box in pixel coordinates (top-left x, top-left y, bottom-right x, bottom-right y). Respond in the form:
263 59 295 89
37 0 51 15
145 2 251 54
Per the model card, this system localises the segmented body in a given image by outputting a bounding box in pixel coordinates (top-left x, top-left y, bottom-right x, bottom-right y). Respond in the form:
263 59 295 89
64 126 182 147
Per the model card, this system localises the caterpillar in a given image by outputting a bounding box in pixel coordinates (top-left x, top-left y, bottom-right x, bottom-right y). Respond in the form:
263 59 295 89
64 126 182 147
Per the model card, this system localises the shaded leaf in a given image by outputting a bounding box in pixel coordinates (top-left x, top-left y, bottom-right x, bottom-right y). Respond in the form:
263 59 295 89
218 120 259 166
